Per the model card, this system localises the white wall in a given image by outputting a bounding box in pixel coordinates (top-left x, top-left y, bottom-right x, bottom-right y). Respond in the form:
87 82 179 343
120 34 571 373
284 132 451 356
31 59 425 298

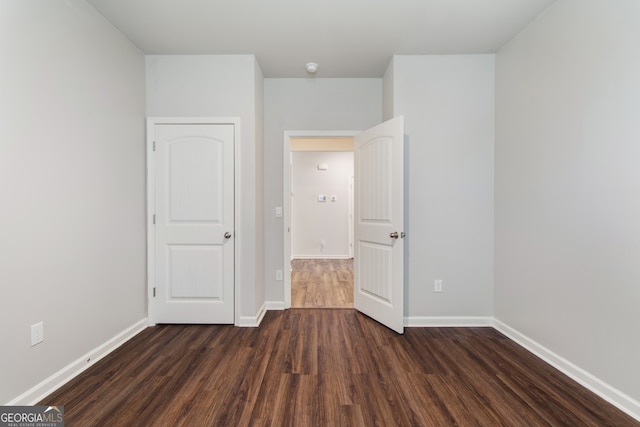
254 59 265 314
0 0 146 404
146 54 265 320
263 78 382 303
382 60 394 122
291 151 354 258
495 0 640 409
385 55 495 320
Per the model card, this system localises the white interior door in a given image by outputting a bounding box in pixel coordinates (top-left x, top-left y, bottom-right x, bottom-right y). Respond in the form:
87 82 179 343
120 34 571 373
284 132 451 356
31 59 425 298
153 123 234 324
354 116 404 333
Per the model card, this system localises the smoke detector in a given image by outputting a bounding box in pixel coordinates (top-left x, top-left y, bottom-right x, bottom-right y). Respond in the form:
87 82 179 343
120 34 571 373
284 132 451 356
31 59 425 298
305 63 318 74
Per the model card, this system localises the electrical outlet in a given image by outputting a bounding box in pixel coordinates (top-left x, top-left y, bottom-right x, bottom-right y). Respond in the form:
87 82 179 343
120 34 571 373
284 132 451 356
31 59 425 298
276 269 283 281
434 280 443 293
31 322 44 346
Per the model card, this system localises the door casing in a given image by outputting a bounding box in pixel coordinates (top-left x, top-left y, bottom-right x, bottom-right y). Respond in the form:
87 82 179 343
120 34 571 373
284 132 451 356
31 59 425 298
147 117 241 326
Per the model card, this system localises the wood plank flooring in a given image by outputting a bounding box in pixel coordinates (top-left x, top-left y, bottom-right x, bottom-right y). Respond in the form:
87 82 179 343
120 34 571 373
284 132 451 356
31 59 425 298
41 309 638 426
291 259 353 308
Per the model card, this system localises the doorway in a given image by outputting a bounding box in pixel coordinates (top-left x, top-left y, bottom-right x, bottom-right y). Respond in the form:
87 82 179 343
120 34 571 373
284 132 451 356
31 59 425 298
283 131 359 309
283 117 405 332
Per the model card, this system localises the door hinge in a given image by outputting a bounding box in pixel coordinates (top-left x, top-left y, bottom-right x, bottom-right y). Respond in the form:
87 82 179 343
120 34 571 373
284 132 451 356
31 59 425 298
153 214 156 225
153 287 156 297
153 141 156 151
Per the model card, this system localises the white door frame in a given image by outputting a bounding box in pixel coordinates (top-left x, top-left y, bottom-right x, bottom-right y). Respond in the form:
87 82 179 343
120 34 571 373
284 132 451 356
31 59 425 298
283 130 360 308
349 176 354 258
147 117 241 326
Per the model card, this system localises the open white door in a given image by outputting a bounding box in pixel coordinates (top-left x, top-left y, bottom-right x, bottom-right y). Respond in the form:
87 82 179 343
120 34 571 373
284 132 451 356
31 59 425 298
153 123 235 324
354 116 404 333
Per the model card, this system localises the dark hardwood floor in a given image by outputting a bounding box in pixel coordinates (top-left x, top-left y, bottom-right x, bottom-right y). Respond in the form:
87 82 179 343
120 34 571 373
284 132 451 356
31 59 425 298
291 259 353 308
40 309 638 426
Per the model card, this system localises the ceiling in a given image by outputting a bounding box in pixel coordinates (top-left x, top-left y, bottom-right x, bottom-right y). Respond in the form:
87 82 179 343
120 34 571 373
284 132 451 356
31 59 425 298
87 0 556 78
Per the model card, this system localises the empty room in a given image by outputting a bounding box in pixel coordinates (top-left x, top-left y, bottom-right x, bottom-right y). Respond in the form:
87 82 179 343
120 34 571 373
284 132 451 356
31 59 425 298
1 0 639 425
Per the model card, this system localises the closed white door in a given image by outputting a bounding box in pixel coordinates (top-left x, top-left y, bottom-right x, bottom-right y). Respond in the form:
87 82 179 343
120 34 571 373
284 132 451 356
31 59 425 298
354 116 404 333
153 123 234 324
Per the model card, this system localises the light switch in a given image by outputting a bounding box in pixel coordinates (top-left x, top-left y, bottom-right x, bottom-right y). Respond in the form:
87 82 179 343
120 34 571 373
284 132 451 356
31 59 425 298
275 206 283 217
318 195 327 202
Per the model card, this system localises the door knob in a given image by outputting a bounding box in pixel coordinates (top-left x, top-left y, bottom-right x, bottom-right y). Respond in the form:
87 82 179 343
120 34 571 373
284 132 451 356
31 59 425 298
390 232 399 239
224 232 232 239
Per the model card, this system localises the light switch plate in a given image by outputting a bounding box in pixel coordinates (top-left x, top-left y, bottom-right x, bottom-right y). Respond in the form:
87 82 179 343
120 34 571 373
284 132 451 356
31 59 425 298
31 322 44 346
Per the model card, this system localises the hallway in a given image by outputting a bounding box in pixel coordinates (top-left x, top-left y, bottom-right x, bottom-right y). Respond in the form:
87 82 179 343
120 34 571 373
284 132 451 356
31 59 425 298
291 259 353 308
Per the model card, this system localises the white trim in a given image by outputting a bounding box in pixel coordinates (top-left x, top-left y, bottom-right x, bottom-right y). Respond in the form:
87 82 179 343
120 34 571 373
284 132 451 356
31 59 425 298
146 119 156 325
146 117 241 326
7 318 148 406
266 301 286 310
404 316 494 327
292 255 353 260
349 175 354 258
283 130 361 311
238 303 267 327
493 318 640 422
232 120 242 327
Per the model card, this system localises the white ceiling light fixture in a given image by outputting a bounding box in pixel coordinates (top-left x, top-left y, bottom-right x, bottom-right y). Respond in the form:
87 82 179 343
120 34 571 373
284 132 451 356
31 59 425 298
305 62 318 74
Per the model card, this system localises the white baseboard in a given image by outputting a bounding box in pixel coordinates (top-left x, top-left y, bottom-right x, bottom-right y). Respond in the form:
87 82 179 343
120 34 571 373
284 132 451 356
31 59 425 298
266 301 286 310
291 255 352 260
7 318 148 406
404 316 493 327
493 318 640 422
238 303 267 327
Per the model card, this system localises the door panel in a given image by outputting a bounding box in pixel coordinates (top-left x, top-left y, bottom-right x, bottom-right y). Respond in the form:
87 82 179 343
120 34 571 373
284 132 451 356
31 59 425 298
168 245 222 298
168 138 222 221
154 123 234 324
354 116 404 333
